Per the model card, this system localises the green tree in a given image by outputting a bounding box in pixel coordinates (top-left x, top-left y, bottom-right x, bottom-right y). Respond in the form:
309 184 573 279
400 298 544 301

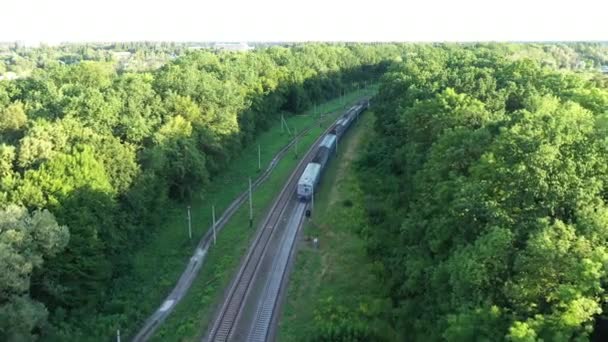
0 205 68 341
0 102 27 143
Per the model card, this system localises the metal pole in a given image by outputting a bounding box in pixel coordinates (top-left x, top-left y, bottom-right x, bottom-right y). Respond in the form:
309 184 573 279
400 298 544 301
249 178 253 228
212 205 216 245
294 128 298 158
258 144 261 171
282 116 292 136
117 330 121 342
187 205 192 240
281 114 284 133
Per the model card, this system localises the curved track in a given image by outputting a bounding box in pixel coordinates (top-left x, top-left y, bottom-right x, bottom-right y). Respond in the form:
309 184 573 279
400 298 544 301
132 123 317 342
204 113 343 342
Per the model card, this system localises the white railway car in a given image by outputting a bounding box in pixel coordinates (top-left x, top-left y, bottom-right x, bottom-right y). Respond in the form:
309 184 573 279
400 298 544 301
297 163 322 200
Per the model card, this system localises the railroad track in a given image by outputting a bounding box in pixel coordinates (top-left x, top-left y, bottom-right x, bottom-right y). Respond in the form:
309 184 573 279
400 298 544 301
204 115 339 342
132 121 317 342
247 202 306 342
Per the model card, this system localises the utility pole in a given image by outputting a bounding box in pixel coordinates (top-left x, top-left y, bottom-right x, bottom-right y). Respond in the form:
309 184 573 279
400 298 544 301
117 330 121 342
281 116 292 135
248 178 253 228
281 114 285 133
187 205 192 240
257 144 261 171
294 128 298 158
212 205 216 245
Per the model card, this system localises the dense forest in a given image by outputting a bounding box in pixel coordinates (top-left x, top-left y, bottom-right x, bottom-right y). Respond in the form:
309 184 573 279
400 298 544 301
0 41 195 77
359 45 608 340
1 41 607 79
1 41 607 340
0 43 396 340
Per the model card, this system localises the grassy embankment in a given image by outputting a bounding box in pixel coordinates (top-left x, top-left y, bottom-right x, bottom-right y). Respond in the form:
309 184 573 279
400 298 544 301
89 86 375 340
277 111 398 341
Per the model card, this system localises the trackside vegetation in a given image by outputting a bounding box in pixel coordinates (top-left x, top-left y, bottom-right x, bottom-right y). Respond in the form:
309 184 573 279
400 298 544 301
359 45 608 340
279 112 397 341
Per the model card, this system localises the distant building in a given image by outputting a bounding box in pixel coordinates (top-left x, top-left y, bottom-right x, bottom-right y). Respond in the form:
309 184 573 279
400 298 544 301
213 42 254 52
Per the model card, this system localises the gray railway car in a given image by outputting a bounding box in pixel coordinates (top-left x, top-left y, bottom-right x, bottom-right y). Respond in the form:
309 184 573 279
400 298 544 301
320 134 337 150
312 134 337 169
312 147 330 170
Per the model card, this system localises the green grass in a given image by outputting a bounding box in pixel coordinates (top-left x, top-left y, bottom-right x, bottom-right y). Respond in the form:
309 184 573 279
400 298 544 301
68 86 379 340
276 112 397 341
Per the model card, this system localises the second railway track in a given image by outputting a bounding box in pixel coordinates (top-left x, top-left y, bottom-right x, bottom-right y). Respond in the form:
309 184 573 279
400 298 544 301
204 112 343 342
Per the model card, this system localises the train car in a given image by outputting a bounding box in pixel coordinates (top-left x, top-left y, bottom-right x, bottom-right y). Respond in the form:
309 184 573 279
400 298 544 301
311 134 337 170
320 134 337 151
330 118 346 137
335 118 350 138
297 104 368 202
312 147 330 170
336 104 361 137
297 163 322 201
344 105 362 127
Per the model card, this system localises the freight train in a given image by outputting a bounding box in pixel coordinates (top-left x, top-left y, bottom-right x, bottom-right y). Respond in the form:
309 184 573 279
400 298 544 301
297 101 368 201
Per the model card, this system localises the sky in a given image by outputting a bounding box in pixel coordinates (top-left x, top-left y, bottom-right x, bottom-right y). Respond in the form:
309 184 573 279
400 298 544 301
1 0 606 43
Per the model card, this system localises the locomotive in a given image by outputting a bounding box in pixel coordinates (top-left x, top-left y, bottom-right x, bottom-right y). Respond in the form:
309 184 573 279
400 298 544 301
297 101 368 201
